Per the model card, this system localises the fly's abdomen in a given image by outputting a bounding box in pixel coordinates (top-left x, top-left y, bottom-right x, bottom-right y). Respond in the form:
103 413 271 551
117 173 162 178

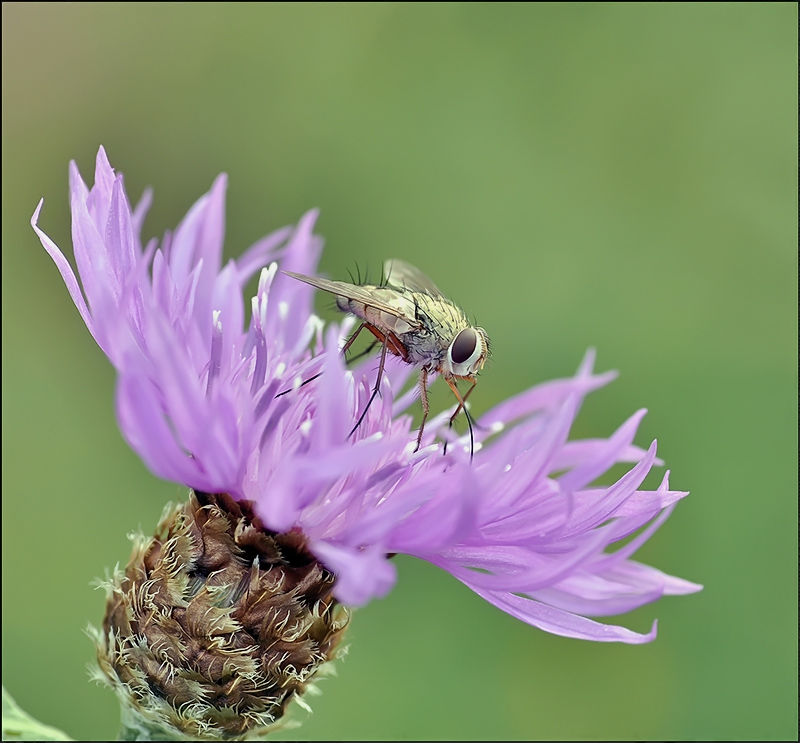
336 293 417 335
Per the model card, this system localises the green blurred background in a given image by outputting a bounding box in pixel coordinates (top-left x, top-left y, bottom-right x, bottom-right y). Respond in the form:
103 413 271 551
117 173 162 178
2 4 796 740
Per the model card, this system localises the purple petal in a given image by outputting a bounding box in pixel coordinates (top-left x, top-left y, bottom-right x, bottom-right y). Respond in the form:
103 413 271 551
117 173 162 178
311 541 396 606
463 583 659 643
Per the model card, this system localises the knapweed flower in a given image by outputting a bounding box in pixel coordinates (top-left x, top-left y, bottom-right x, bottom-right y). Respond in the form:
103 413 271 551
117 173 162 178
33 148 700 740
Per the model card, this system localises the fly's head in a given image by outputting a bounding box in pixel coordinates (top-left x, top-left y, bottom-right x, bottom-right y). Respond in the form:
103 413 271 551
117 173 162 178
442 326 490 379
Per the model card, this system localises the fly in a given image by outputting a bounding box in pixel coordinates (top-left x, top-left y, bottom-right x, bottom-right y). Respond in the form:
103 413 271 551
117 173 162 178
284 259 490 456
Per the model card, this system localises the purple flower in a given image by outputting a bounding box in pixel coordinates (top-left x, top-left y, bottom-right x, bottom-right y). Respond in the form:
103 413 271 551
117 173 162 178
33 147 700 644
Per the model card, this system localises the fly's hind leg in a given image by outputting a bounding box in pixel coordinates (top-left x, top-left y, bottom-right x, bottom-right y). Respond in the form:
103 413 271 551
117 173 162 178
348 334 390 439
344 337 380 366
275 322 373 399
341 322 369 356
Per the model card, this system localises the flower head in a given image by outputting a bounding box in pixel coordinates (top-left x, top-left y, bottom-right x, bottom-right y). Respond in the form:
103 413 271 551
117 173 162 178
33 147 700 647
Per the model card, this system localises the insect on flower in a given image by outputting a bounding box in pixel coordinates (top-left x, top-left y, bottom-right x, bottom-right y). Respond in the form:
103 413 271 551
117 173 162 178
285 260 489 454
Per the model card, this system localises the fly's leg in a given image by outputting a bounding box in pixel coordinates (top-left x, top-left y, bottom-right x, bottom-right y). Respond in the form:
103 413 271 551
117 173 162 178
450 379 489 437
275 323 375 398
274 374 319 398
348 334 390 439
443 376 476 461
448 377 477 428
344 339 379 366
415 367 430 452
341 322 369 355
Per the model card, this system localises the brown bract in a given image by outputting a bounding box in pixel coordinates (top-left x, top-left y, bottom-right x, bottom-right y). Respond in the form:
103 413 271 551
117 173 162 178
94 491 349 741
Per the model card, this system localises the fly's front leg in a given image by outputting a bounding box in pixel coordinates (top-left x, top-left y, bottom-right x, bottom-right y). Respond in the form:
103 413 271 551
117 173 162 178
443 376 476 460
415 367 430 452
448 377 477 428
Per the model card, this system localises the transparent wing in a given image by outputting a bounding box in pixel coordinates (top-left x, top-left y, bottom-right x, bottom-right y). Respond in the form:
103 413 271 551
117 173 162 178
384 259 443 296
284 271 420 323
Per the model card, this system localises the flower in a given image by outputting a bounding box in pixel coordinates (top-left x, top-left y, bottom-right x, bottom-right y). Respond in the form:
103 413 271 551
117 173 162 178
33 147 701 646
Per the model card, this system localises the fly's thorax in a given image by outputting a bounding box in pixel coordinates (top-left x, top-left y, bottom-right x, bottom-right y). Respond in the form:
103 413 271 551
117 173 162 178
412 292 469 337
397 292 474 370
400 327 446 368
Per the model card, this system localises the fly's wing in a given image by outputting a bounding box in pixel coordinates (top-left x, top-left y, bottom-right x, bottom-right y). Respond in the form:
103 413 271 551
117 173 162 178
284 271 422 325
384 259 443 296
